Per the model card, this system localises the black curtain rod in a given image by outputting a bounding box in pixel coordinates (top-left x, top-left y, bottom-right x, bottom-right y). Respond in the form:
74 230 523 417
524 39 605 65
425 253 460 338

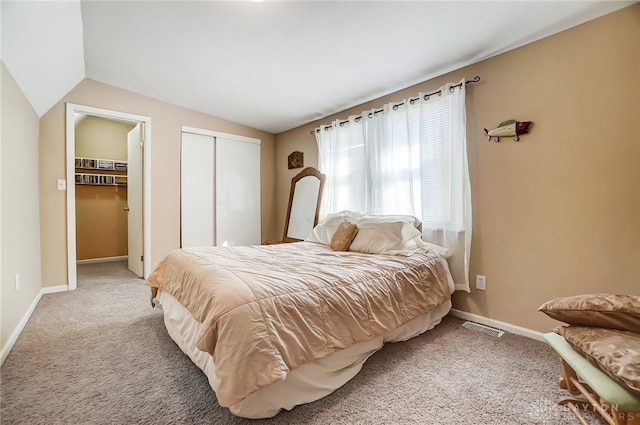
310 76 481 135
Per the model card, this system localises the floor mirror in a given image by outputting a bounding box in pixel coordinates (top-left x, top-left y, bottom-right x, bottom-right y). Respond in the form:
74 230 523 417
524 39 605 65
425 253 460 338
265 167 325 244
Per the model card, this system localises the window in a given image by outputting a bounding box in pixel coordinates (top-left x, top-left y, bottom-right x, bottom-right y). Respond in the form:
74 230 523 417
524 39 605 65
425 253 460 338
315 80 471 290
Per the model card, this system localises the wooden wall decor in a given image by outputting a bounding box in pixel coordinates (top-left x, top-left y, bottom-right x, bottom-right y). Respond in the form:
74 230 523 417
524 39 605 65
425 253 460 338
288 151 304 169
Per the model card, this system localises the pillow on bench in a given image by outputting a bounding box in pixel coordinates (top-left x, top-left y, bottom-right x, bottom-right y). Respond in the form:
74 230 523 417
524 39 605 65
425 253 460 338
539 294 640 333
555 325 640 398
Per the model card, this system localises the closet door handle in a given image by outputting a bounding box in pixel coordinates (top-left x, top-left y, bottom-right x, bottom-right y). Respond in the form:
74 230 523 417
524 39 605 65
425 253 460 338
123 206 130 211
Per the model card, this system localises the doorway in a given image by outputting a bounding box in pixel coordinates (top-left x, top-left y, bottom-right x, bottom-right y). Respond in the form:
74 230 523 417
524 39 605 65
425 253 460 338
65 104 151 290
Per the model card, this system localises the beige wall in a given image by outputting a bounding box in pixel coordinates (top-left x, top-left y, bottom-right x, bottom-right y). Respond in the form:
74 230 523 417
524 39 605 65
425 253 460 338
75 185 128 260
75 115 133 160
1 62 43 350
39 79 278 286
275 5 640 333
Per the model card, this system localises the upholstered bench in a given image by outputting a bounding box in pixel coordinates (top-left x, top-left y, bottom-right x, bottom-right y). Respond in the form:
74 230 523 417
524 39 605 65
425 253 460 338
539 294 640 425
545 332 640 425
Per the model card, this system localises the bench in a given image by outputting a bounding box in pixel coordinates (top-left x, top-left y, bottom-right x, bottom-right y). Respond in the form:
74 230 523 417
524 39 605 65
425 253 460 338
545 332 640 425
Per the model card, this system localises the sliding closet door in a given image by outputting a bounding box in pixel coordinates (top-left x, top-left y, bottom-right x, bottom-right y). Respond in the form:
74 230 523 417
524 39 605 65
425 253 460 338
181 128 261 248
215 137 261 246
181 132 215 247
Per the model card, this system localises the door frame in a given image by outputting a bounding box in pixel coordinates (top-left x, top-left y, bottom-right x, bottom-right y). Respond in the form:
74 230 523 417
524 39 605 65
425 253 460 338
65 103 152 289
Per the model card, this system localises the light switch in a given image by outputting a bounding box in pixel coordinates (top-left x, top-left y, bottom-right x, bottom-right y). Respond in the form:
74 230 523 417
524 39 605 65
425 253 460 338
57 179 67 190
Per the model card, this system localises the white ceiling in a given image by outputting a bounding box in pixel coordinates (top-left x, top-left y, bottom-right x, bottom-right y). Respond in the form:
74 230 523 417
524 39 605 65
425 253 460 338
1 1 634 134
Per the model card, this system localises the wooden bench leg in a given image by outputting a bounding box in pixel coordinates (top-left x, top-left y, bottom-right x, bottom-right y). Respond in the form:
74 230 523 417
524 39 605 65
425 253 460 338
556 359 640 425
559 359 582 395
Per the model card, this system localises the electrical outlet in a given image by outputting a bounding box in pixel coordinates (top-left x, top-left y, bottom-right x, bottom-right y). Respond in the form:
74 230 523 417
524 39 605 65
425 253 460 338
475 275 486 290
15 273 20 291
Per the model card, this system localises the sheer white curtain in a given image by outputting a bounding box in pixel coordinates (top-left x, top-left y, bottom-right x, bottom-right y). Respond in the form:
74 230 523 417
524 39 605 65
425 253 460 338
316 116 367 214
315 79 471 291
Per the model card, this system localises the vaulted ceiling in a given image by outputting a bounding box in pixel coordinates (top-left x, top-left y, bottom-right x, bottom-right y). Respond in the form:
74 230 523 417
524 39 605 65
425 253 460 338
1 1 634 134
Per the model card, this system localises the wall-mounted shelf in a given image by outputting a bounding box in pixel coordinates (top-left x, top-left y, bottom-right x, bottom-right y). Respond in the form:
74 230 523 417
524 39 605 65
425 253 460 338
75 157 127 171
75 173 127 186
75 157 127 186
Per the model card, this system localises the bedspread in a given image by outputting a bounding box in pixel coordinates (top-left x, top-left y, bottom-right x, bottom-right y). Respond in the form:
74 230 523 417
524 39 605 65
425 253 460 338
147 242 453 406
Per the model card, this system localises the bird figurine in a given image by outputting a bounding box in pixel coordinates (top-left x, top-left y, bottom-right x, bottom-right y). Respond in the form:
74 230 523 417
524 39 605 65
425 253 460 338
484 119 532 142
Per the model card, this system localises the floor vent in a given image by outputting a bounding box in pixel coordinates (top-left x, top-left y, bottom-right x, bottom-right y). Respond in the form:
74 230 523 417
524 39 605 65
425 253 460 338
462 321 505 337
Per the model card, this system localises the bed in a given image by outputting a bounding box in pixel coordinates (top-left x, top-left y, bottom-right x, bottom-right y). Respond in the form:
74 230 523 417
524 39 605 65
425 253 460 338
147 213 456 418
539 294 640 425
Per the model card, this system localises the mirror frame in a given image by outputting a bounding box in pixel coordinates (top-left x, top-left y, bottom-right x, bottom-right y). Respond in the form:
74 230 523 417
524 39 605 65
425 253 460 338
282 167 325 242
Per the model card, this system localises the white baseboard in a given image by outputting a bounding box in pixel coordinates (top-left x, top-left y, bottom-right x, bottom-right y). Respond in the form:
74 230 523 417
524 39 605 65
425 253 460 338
450 309 545 342
1 290 43 364
77 255 127 265
1 284 70 365
42 285 69 294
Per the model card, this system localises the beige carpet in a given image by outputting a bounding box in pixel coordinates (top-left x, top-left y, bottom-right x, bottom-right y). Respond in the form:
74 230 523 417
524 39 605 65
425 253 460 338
1 261 603 424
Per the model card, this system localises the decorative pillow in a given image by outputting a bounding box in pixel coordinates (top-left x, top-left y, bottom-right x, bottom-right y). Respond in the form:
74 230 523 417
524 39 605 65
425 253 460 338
330 219 359 251
539 294 640 333
555 325 640 397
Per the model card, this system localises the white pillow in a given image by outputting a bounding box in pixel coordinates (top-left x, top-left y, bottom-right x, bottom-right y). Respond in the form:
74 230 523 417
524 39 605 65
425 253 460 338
305 210 363 245
348 221 411 255
349 220 437 256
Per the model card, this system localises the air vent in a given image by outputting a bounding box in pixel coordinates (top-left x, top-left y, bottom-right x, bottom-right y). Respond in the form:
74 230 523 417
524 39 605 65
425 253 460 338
462 321 505 337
